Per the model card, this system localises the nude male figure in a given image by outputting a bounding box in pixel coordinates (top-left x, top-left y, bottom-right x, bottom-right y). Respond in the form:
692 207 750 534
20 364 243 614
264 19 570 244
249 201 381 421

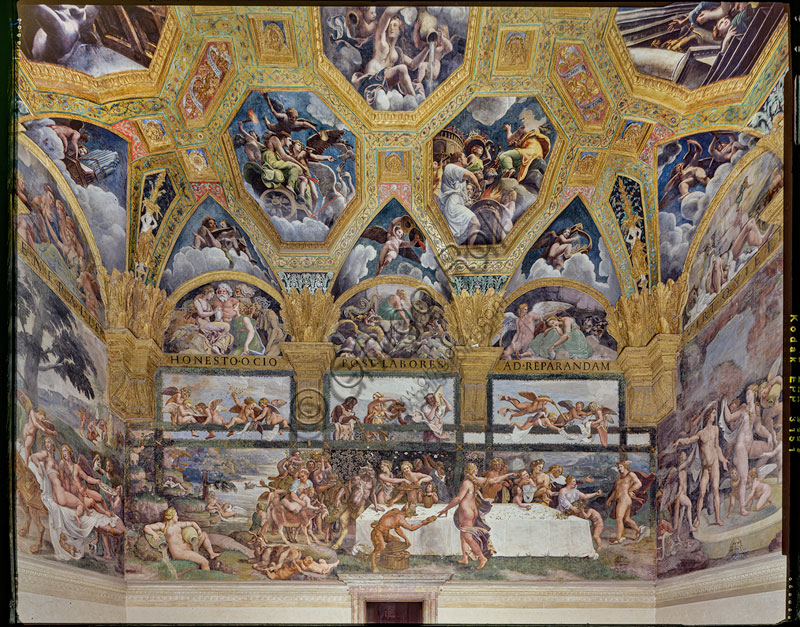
674 405 728 526
144 508 220 571
369 503 437 572
607 461 643 544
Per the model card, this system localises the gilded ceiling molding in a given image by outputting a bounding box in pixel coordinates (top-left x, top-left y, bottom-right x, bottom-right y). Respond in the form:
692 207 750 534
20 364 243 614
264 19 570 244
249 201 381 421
549 39 613 134
17 134 108 297
280 288 338 343
604 8 788 116
100 269 171 344
164 270 285 313
18 9 180 105
491 24 539 77
308 7 481 132
100 269 171 420
333 275 448 309
678 133 782 295
247 13 300 67
16 75 169 126
444 288 505 348
278 272 333 294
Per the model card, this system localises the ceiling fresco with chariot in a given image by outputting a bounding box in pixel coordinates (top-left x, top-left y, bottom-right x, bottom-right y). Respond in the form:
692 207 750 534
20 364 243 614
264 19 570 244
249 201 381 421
15 3 786 317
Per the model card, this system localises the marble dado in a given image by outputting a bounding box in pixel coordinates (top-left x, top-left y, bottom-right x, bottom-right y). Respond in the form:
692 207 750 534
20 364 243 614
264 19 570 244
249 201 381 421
15 553 787 623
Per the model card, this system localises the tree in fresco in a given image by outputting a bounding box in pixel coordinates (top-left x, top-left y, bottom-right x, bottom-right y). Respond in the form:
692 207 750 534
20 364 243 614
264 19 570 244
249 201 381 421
16 267 97 408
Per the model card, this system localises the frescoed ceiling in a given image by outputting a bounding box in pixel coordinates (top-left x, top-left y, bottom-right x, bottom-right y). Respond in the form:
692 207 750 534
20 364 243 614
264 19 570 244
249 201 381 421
16 4 787 312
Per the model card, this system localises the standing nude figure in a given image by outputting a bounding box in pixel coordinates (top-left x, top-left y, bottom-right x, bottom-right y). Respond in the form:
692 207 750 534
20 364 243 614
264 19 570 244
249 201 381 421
671 448 697 540
720 389 761 516
607 460 643 544
437 462 517 569
674 404 728 526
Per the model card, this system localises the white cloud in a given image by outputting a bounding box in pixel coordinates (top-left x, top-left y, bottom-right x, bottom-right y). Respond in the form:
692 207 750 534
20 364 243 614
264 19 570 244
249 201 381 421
23 119 127 271
659 211 694 280
467 97 516 127
336 244 376 294
160 246 270 294
507 243 621 304
269 216 329 241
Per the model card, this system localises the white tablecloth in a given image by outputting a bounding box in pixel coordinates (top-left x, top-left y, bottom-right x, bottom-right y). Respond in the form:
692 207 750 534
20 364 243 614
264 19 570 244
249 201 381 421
355 504 597 558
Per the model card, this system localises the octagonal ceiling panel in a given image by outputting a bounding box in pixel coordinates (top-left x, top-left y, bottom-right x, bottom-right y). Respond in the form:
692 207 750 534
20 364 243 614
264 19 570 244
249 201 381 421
320 6 470 111
225 90 358 242
615 3 784 90
18 5 169 75
431 96 557 246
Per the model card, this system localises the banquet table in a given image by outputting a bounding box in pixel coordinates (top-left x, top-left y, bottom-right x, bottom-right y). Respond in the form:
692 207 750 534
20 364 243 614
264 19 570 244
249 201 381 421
355 503 597 558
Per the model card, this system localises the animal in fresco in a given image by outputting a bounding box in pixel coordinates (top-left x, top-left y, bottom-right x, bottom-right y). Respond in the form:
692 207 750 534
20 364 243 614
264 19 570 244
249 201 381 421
437 462 517 569
15 450 48 554
259 488 324 545
362 215 427 276
143 508 221 571
368 503 437 572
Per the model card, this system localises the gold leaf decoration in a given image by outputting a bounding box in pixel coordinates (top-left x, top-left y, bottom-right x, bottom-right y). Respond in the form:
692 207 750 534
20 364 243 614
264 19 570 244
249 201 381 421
280 288 339 343
99 268 172 346
443 288 505 348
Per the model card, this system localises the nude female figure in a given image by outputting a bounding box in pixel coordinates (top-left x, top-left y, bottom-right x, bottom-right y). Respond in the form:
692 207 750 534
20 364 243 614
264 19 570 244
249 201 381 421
721 388 760 516
36 441 85 525
60 444 113 518
437 462 517 569
144 508 220 571
744 468 772 512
